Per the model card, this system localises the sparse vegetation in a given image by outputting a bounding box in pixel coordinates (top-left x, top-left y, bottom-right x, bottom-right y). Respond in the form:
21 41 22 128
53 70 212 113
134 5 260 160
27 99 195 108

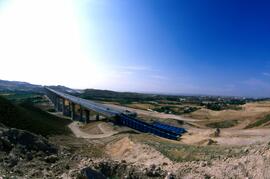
80 89 159 104
205 102 242 111
153 105 199 115
0 96 71 137
2 80 270 178
126 102 158 110
245 114 270 128
206 120 238 128
1 91 45 103
80 88 254 107
133 134 242 162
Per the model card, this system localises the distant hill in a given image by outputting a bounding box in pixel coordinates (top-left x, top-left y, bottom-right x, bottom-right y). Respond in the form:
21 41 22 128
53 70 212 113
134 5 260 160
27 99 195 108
48 85 81 94
0 79 44 93
0 79 160 103
83 89 155 98
80 88 163 104
0 80 81 95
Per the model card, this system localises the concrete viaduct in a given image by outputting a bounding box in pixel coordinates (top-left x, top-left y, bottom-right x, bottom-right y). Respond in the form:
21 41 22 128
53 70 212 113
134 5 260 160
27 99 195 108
45 87 120 123
45 87 185 140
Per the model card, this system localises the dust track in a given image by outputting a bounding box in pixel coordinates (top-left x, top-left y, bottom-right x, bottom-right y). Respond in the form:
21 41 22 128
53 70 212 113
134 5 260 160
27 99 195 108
68 122 118 139
182 127 270 146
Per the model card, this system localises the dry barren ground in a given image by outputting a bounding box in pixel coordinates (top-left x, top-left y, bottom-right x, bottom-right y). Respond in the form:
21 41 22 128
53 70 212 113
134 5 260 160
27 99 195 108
102 101 270 147
105 136 172 167
47 100 270 178
185 101 270 124
68 122 119 139
182 127 270 146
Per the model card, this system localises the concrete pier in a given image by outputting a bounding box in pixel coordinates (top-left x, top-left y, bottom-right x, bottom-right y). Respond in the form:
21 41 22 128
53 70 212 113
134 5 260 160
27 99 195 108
80 106 83 122
71 103 76 120
85 110 90 123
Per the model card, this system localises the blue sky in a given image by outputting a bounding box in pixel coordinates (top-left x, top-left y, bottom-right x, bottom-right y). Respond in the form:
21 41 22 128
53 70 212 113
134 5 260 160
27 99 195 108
1 0 270 97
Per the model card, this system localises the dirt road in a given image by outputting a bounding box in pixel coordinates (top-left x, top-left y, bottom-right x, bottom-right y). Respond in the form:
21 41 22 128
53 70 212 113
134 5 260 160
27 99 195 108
68 122 118 139
182 127 270 146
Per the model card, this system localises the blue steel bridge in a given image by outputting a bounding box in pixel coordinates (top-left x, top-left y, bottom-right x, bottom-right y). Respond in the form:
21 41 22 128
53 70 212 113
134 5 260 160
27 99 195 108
45 87 187 140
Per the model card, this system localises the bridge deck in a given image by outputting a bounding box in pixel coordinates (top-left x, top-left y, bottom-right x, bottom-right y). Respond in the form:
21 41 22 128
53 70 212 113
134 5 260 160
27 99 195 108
46 87 120 117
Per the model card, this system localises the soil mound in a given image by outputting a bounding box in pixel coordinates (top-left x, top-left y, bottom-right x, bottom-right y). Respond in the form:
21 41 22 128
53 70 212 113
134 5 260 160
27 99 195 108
106 137 172 167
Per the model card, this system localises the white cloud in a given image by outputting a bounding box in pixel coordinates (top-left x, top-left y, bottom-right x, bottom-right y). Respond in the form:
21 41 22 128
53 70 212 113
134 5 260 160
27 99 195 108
151 75 168 80
262 72 270 77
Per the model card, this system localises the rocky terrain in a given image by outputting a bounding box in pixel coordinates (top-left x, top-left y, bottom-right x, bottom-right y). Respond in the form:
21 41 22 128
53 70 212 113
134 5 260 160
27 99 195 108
0 125 173 178
0 125 61 178
3 123 270 179
76 139 270 179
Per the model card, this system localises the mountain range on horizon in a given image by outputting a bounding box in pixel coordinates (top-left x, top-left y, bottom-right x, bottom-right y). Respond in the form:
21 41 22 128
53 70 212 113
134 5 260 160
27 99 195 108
0 79 258 99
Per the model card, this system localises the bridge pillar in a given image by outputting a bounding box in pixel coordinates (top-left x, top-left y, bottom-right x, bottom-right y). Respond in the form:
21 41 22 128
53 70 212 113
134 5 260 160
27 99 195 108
71 103 76 120
62 99 66 116
96 114 100 121
59 98 63 112
67 101 72 117
58 97 62 112
52 95 55 105
55 97 59 112
79 106 83 122
85 110 90 124
51 95 54 109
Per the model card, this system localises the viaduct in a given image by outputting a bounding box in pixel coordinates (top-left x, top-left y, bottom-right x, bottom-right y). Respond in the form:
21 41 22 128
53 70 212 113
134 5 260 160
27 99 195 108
45 87 185 140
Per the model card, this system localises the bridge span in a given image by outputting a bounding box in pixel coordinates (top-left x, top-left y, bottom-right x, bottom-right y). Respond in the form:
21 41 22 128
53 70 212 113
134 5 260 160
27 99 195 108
45 87 120 122
45 87 186 140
